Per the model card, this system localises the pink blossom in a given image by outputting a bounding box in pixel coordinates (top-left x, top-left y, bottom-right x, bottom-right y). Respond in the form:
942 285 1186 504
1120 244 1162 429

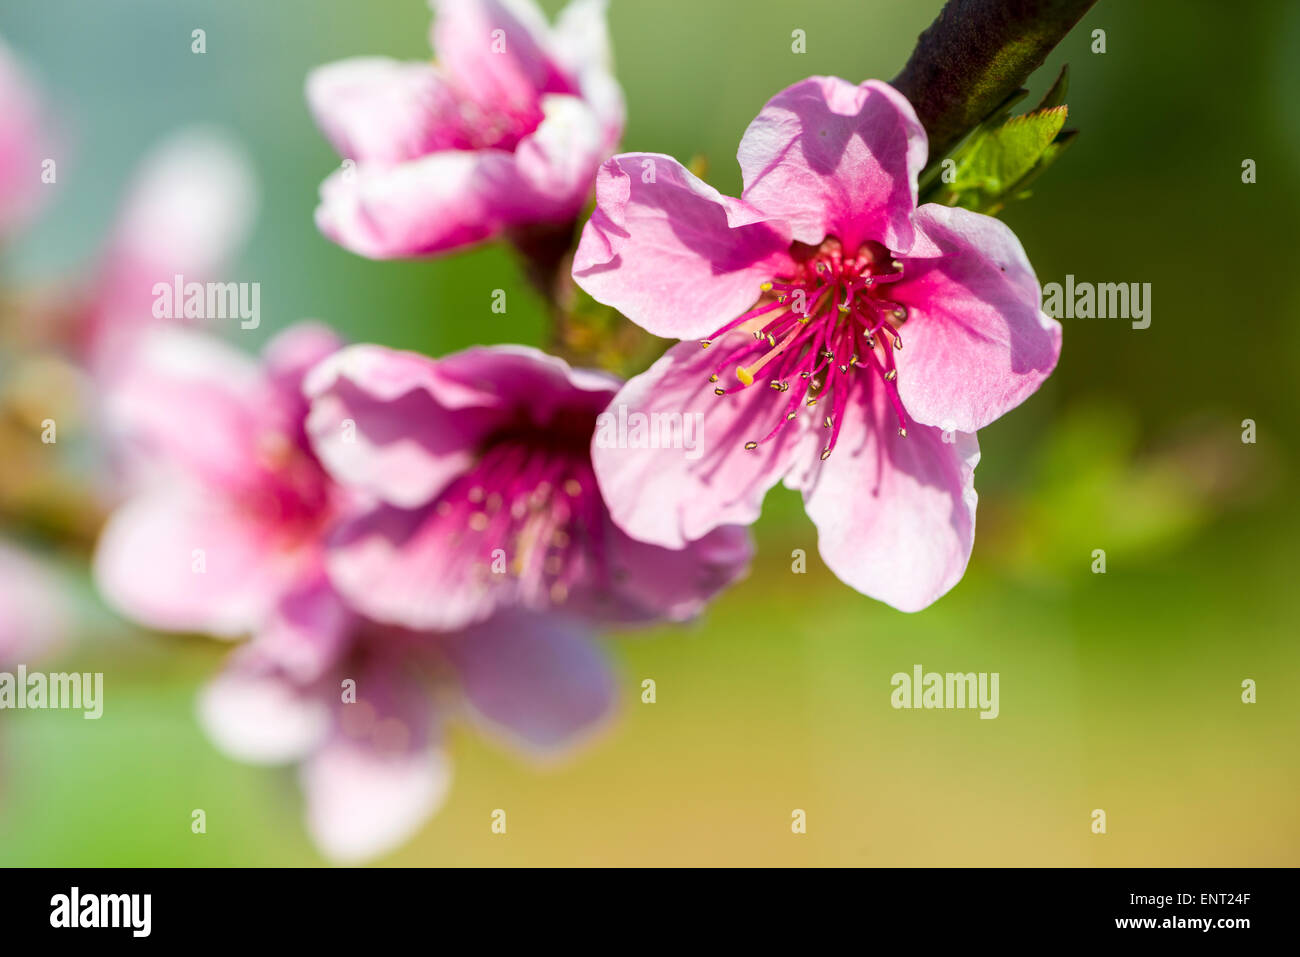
81 128 258 379
91 326 622 861
199 603 614 862
0 36 51 237
93 322 343 637
2 128 258 511
304 343 753 631
306 0 623 258
573 77 1062 611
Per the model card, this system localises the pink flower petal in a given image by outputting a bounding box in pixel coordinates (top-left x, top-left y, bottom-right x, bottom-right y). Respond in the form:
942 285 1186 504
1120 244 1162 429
573 153 791 340
262 321 345 391
301 657 447 863
306 344 616 508
591 334 820 550
260 320 345 441
313 149 509 258
306 1 623 260
91 130 257 368
738 77 926 252
325 493 750 633
509 93 605 215
197 653 331 765
443 610 615 755
301 735 449 863
306 57 461 163
334 496 754 631
316 345 634 631
251 572 352 685
431 0 573 117
102 328 271 492
106 129 257 282
92 487 301 638
325 501 499 631
549 0 623 146
305 345 503 508
582 521 754 624
803 388 979 612
313 93 604 259
424 343 619 422
892 203 1063 433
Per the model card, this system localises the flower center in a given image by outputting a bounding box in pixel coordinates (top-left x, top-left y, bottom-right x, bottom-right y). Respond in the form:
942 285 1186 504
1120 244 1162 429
247 430 337 545
435 431 602 608
702 238 912 459
447 98 544 152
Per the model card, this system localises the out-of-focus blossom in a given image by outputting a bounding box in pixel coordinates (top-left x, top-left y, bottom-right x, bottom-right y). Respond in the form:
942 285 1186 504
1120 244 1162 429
93 322 343 637
304 343 753 631
0 36 51 238
0 540 66 665
91 327 621 862
199 605 614 862
307 0 623 258
0 128 257 539
80 128 258 380
573 76 1062 612
1 127 256 407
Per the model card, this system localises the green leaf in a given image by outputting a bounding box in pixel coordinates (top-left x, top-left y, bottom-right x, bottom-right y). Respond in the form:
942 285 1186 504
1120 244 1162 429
1033 64 1070 112
918 63 1076 215
957 106 1067 194
1004 128 1077 201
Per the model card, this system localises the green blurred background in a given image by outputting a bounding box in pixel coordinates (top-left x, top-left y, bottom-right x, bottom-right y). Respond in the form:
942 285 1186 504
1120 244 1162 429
1 0 1297 865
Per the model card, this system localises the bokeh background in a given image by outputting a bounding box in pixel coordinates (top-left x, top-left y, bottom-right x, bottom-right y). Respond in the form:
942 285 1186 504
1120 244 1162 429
1 0 1297 865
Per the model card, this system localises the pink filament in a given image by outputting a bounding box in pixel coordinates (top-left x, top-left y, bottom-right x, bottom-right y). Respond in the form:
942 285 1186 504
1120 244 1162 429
702 240 915 455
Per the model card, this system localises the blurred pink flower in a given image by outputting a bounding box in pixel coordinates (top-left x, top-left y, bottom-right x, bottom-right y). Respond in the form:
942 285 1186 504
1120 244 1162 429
0 128 258 517
199 603 614 863
307 0 623 258
80 128 258 380
93 321 343 637
0 36 51 238
304 343 753 631
91 327 621 862
0 540 67 666
573 77 1062 611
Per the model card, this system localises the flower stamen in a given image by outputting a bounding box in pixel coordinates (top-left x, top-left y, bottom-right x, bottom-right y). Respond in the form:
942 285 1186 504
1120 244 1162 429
701 238 915 456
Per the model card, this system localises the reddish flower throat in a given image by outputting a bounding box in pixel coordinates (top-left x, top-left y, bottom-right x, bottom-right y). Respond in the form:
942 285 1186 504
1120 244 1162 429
703 238 911 458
